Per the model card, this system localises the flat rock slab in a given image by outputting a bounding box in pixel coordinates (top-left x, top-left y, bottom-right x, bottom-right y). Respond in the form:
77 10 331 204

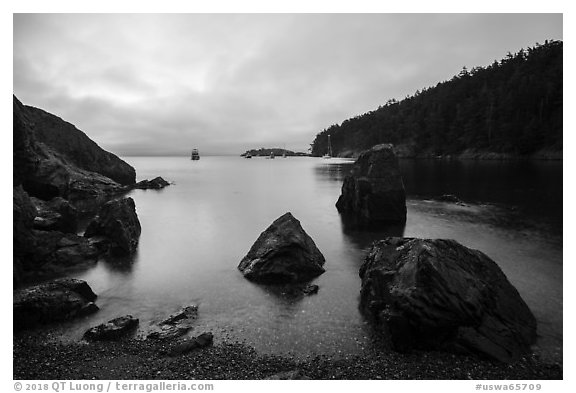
84 315 139 341
147 305 198 341
14 279 98 329
168 332 214 356
238 212 325 283
359 237 537 362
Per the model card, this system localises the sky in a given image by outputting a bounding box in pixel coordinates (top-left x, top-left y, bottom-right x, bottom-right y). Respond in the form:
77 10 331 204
13 13 562 156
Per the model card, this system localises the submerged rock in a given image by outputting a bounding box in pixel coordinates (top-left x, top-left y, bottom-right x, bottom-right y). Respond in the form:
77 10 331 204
238 212 325 283
84 197 141 256
359 237 537 362
14 278 98 329
84 315 139 341
302 284 320 295
336 144 406 225
132 176 171 190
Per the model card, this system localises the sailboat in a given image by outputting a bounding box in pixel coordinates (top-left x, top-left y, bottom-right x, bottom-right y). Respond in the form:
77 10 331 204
322 135 332 159
191 149 200 160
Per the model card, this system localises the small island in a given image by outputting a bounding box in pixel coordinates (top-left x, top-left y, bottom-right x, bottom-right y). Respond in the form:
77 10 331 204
241 148 310 157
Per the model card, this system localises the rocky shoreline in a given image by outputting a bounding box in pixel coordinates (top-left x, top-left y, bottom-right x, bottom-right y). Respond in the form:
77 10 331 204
13 330 561 380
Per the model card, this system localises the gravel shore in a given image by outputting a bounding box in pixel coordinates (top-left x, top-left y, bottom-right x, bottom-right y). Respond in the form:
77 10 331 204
14 332 562 380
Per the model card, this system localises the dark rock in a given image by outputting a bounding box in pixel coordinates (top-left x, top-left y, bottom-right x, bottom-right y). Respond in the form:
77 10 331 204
14 278 98 329
31 196 78 233
336 144 407 224
13 186 37 285
84 198 141 256
147 305 198 341
302 284 319 295
168 332 214 356
264 370 311 380
25 103 136 185
238 212 325 283
132 176 170 190
84 315 139 341
359 237 537 362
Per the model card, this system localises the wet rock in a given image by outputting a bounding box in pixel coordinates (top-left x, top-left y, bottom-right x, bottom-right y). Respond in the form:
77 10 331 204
238 212 326 283
14 278 98 329
359 237 537 363
169 332 214 356
336 144 406 225
147 305 198 341
132 176 170 190
84 315 139 341
84 197 141 256
13 186 37 286
265 370 311 380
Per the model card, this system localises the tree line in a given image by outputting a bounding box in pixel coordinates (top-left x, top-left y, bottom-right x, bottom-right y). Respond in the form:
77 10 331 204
310 40 562 158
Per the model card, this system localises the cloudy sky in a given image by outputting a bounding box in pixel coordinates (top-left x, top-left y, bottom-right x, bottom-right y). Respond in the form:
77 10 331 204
14 14 562 156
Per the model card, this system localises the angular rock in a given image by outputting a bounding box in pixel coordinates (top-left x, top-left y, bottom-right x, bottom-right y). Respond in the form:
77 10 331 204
14 278 98 329
169 332 214 356
132 176 170 190
336 144 406 224
84 197 141 256
238 212 325 283
359 237 537 362
147 305 198 341
84 315 139 341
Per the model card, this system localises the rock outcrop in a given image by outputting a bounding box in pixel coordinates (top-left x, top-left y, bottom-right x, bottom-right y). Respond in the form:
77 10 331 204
84 315 139 341
13 96 129 205
132 177 171 190
359 237 537 362
238 213 325 283
14 278 98 329
84 198 141 256
336 144 406 225
25 104 135 185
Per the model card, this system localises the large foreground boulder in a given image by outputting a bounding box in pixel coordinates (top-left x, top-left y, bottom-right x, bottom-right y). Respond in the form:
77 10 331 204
359 238 537 362
84 197 141 256
238 213 325 283
84 315 139 341
336 144 406 224
14 279 98 329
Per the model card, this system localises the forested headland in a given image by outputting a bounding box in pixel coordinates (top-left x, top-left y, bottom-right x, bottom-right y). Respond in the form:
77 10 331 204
310 40 562 159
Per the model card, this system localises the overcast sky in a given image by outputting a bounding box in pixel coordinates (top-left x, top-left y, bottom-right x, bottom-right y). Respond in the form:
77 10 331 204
13 13 562 156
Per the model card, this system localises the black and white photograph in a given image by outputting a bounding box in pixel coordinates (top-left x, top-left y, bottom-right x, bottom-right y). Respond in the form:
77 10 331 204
9 7 566 387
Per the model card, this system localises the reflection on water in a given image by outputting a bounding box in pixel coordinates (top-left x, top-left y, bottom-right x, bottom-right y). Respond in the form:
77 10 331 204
49 156 561 363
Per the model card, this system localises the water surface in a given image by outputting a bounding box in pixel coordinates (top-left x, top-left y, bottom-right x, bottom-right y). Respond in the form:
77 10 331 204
63 156 561 362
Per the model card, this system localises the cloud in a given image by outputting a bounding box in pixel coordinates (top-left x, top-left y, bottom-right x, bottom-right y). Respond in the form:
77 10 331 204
13 14 562 155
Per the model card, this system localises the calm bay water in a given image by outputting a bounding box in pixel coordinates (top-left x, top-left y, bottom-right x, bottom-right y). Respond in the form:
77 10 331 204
63 156 561 362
